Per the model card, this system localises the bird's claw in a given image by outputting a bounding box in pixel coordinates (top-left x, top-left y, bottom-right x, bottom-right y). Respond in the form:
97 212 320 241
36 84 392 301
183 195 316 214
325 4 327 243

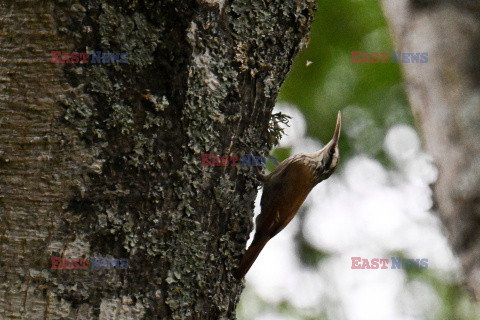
255 170 267 186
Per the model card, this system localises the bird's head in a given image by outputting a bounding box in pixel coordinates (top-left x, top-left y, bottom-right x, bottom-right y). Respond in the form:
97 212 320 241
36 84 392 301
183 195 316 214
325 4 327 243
311 111 341 184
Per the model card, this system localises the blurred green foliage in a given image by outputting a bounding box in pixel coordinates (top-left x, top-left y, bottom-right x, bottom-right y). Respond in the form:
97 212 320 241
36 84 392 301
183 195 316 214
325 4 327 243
239 0 480 319
278 0 413 165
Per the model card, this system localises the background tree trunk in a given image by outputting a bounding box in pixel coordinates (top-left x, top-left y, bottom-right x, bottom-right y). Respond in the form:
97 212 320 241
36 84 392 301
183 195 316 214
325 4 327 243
381 0 480 300
0 0 315 318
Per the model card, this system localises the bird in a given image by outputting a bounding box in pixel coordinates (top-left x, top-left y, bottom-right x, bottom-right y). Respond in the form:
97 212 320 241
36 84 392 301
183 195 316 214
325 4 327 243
235 111 341 279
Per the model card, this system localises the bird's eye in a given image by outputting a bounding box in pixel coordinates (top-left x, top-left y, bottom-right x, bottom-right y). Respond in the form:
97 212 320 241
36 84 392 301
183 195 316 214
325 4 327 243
329 147 335 155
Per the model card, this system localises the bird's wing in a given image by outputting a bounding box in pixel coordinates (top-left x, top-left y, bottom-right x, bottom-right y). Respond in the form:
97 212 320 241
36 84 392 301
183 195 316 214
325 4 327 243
255 158 313 238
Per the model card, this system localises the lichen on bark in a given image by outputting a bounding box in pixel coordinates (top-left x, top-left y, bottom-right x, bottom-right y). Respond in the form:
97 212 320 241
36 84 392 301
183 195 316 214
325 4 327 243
0 0 315 318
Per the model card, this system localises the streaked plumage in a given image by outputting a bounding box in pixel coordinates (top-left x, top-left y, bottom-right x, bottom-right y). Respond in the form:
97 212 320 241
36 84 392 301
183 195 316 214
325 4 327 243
235 111 341 279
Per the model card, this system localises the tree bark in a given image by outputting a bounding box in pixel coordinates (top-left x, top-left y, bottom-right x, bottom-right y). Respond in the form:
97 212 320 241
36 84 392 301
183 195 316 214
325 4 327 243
0 0 315 318
381 0 480 299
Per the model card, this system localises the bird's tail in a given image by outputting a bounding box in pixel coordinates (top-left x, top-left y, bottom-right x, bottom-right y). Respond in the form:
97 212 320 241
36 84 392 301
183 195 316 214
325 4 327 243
235 236 270 279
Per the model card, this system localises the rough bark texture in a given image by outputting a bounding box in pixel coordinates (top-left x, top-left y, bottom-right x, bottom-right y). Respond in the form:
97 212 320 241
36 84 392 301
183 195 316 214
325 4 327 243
381 0 480 299
0 0 315 319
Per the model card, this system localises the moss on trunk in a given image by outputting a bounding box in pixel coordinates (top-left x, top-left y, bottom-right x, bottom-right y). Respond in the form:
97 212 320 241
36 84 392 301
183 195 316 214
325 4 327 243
0 0 315 318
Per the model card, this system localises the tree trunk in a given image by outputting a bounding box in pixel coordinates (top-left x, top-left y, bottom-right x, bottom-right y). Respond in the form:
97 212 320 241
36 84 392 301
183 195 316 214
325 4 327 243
381 0 480 299
0 0 315 318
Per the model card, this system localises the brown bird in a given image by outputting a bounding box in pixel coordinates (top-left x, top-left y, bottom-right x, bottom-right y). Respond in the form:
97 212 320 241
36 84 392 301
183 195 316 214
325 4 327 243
235 111 341 279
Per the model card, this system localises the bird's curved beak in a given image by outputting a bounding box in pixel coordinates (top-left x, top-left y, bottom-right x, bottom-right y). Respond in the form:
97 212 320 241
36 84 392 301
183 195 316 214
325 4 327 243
323 111 341 150
331 111 341 145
